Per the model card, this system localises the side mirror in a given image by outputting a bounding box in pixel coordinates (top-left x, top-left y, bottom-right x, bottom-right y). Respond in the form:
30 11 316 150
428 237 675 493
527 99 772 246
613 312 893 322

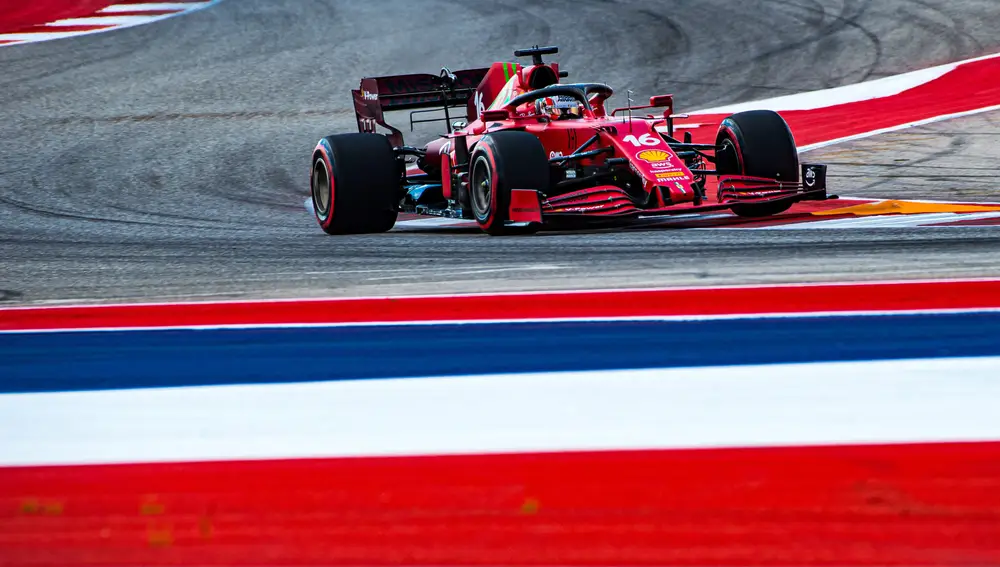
452 120 468 131
649 95 674 108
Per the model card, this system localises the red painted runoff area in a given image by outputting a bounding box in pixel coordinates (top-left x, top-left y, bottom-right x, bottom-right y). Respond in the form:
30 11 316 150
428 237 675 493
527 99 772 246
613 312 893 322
0 1 112 32
686 54 1000 148
0 0 209 37
2 442 999 566
3 279 1000 331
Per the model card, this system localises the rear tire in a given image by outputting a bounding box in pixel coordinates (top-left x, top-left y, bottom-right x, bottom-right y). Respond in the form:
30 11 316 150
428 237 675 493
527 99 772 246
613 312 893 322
468 131 549 235
715 110 799 218
311 133 400 235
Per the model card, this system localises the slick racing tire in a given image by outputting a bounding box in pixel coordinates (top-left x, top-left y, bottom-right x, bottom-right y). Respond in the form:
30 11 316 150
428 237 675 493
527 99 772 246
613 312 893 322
311 133 400 235
715 110 799 218
468 131 549 236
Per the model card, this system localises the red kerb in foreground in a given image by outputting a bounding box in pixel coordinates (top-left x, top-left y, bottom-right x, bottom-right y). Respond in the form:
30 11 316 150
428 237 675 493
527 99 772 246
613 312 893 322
2 442 1000 565
3 279 1000 331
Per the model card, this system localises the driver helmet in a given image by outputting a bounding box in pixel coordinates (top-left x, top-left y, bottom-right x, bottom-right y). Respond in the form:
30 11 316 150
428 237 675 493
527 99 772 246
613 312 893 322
535 95 584 120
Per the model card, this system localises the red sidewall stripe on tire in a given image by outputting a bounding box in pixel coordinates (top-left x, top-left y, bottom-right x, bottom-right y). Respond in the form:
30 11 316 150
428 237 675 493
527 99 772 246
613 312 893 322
720 124 745 172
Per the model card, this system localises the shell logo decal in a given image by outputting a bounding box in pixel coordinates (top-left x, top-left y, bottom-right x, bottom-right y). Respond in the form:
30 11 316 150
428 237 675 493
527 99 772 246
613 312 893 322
637 149 670 163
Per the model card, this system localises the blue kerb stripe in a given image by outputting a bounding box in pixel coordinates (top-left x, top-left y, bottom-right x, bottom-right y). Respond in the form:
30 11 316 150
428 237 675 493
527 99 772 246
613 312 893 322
1 313 999 394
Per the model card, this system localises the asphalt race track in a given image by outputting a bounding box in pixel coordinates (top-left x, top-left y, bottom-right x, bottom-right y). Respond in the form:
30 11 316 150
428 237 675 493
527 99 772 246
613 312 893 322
2 0 1000 305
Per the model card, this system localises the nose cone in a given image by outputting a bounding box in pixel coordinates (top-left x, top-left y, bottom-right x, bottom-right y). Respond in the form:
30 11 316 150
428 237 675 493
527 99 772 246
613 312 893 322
631 149 698 204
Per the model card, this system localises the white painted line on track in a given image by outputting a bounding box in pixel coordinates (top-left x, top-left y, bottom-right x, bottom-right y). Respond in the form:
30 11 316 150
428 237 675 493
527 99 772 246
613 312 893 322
746 212 998 230
3 356 999 466
745 211 1000 230
44 16 159 26
850 196 1000 206
916 212 1000 226
100 3 212 12
0 31 93 41
695 68 950 114
691 51 1000 115
864 212 1000 227
749 215 922 230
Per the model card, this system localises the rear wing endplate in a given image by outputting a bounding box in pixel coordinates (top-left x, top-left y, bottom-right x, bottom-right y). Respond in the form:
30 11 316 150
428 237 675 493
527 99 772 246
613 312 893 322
352 68 489 147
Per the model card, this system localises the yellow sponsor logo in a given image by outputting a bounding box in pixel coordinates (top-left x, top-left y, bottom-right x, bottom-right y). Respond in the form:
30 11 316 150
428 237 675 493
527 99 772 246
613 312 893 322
637 149 670 163
655 171 687 180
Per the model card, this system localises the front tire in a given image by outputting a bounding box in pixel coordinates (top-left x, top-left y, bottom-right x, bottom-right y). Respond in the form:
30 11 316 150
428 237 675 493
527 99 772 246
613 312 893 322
715 110 799 218
311 133 400 235
468 131 549 235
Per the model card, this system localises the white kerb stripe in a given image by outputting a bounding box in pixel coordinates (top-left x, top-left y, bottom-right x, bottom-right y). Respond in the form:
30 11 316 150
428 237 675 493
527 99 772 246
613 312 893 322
45 16 159 26
0 31 105 41
690 50 1000 114
100 3 210 12
750 212 1000 230
2 356 999 467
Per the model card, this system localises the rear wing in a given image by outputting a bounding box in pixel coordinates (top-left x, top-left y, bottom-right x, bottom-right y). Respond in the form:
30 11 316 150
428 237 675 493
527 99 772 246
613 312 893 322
352 68 489 147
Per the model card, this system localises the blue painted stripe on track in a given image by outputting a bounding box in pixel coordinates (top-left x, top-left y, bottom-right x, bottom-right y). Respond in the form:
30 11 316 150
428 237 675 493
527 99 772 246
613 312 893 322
1 313 999 394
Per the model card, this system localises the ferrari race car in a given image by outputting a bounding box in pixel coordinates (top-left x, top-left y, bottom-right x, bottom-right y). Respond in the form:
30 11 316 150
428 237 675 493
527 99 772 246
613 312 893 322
310 46 831 235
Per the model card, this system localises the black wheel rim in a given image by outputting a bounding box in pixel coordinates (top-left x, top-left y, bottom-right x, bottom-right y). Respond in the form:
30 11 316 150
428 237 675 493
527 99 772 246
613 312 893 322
470 154 492 220
716 139 740 175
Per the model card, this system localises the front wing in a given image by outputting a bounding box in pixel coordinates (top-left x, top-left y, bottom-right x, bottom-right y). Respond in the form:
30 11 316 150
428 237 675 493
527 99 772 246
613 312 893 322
532 163 830 224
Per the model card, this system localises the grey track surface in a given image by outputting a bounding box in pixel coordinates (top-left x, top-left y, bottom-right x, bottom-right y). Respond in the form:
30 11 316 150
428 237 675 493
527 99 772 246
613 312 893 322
2 0 1000 305
808 110 1000 201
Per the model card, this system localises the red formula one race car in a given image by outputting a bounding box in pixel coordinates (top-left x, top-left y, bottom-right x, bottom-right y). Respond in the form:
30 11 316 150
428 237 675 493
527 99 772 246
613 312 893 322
310 46 831 235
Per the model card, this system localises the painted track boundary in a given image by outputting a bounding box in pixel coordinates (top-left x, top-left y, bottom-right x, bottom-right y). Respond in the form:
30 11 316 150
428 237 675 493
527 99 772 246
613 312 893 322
0 0 222 47
677 49 1000 153
4 278 1000 332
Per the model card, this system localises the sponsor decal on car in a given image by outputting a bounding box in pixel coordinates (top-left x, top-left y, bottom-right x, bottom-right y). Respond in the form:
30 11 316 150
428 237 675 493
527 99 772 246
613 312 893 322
560 204 615 213
649 162 681 171
362 90 379 101
636 149 670 163
655 171 689 180
636 149 683 171
474 91 486 118
805 166 817 187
